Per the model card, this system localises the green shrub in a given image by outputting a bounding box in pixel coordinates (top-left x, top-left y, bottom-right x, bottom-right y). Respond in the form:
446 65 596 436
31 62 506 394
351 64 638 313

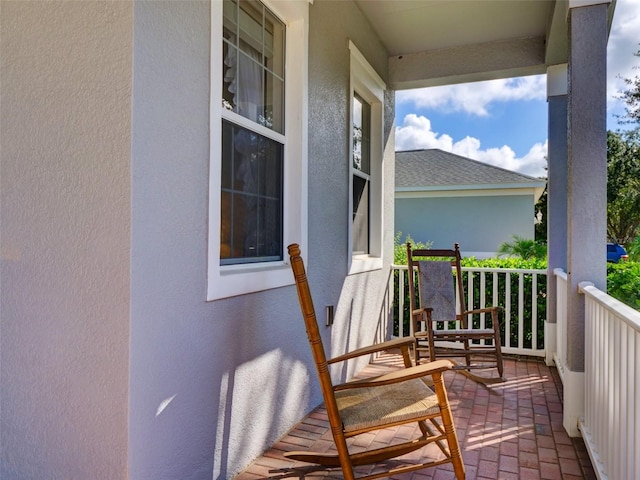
497 235 547 260
626 236 640 262
607 262 640 309
393 232 432 265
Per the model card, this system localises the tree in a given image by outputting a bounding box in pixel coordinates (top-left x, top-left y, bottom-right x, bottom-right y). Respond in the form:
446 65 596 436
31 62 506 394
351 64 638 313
534 186 547 243
618 47 640 125
607 130 640 245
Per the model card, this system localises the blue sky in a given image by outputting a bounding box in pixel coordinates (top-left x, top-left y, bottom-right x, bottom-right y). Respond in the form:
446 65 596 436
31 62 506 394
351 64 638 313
395 0 640 178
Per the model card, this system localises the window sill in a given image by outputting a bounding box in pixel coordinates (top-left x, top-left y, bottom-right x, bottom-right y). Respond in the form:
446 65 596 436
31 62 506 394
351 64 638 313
207 261 294 301
348 255 382 275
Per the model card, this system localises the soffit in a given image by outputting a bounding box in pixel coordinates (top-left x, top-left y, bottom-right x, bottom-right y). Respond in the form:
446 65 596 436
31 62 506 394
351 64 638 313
352 0 571 88
354 0 554 55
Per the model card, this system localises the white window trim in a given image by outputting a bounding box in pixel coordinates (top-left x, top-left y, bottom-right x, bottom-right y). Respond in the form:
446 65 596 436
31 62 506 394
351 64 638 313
208 0 308 300
348 41 385 275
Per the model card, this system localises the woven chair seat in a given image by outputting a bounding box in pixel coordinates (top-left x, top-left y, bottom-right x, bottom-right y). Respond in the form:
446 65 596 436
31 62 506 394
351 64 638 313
336 379 440 433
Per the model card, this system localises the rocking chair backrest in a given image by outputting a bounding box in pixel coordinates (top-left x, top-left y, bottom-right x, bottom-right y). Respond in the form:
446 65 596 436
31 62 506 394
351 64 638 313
407 243 466 323
287 244 343 432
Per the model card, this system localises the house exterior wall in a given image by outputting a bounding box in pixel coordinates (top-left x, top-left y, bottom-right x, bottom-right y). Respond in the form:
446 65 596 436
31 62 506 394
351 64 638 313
129 1 394 479
395 194 535 257
0 2 133 478
1 1 392 478
129 2 310 479
308 1 395 368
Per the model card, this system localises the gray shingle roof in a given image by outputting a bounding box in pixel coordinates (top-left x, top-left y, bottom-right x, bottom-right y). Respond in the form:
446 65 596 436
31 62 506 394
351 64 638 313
396 149 544 189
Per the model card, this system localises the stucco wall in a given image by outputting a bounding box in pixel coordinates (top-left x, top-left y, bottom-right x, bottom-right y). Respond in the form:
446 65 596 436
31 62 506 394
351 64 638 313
395 195 535 257
130 2 313 478
130 1 393 478
307 0 395 378
0 2 132 478
1 0 395 478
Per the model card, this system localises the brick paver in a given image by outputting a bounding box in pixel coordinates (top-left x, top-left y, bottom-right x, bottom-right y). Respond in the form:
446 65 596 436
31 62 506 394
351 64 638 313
234 355 596 479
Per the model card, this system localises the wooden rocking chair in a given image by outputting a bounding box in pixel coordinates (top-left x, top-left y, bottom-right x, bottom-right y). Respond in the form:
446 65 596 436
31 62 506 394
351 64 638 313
407 242 505 384
286 244 465 480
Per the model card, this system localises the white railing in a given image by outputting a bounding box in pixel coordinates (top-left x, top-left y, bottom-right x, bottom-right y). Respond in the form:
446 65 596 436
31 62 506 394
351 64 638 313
391 265 547 357
554 268 568 379
579 281 640 480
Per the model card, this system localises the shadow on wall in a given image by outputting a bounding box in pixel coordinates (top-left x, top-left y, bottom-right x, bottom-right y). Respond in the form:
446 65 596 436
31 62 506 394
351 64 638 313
212 335 312 478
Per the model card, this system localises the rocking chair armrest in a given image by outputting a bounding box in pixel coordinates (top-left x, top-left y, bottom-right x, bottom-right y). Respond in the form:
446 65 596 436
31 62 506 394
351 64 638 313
412 307 433 316
463 306 503 316
327 337 415 365
333 360 453 391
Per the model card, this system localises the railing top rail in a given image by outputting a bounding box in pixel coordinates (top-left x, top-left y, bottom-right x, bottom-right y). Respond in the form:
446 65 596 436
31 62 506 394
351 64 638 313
579 281 640 331
553 268 568 280
391 264 546 275
461 267 546 274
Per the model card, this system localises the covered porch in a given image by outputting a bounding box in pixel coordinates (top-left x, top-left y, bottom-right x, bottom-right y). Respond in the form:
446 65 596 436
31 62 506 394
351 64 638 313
236 354 595 479
1 1 628 479
236 263 640 479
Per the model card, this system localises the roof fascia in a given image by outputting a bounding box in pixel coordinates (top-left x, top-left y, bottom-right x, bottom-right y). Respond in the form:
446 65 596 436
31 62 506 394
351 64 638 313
396 185 546 199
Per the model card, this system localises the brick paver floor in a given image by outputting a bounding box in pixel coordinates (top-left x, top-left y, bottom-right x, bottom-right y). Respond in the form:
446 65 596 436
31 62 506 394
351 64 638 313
235 354 596 479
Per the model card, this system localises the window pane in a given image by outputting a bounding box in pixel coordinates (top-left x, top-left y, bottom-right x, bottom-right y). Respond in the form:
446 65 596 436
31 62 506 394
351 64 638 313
353 94 370 174
221 120 283 264
264 8 284 78
353 174 369 254
222 0 285 134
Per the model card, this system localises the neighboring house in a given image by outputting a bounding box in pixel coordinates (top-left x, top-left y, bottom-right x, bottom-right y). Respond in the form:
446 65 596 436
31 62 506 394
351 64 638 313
395 149 546 258
0 1 615 479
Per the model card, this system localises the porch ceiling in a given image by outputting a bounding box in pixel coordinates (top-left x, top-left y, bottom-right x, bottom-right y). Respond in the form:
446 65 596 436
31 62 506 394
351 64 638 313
354 0 571 89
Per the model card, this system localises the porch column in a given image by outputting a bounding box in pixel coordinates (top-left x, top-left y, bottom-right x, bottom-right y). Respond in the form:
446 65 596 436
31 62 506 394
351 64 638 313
545 64 568 367
564 0 610 436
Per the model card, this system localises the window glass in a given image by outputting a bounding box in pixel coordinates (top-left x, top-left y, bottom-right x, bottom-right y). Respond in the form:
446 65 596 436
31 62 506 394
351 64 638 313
221 0 285 266
221 120 283 264
222 0 285 133
352 174 369 254
352 93 371 254
353 94 370 174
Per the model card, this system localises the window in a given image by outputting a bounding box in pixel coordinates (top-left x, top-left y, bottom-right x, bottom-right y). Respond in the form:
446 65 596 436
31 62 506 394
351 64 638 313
349 42 385 274
352 94 370 255
210 0 308 300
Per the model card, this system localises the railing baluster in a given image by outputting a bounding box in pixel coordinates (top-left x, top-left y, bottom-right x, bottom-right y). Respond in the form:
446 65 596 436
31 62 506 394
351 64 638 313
480 272 486 337
505 272 511 349
399 266 406 338
532 273 538 350
518 273 524 350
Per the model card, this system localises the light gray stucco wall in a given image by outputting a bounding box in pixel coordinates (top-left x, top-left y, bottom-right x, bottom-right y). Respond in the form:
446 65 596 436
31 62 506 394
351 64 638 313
130 2 314 479
307 0 395 377
1 2 132 478
395 195 535 256
130 1 393 478
1 1 395 478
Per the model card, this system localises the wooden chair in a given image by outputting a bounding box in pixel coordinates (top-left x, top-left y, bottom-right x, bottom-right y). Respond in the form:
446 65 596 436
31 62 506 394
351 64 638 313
286 244 465 480
406 242 505 384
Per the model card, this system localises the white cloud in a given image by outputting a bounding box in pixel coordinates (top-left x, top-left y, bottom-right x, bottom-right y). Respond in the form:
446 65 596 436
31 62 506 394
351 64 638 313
607 1 640 115
396 114 548 178
396 76 546 117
